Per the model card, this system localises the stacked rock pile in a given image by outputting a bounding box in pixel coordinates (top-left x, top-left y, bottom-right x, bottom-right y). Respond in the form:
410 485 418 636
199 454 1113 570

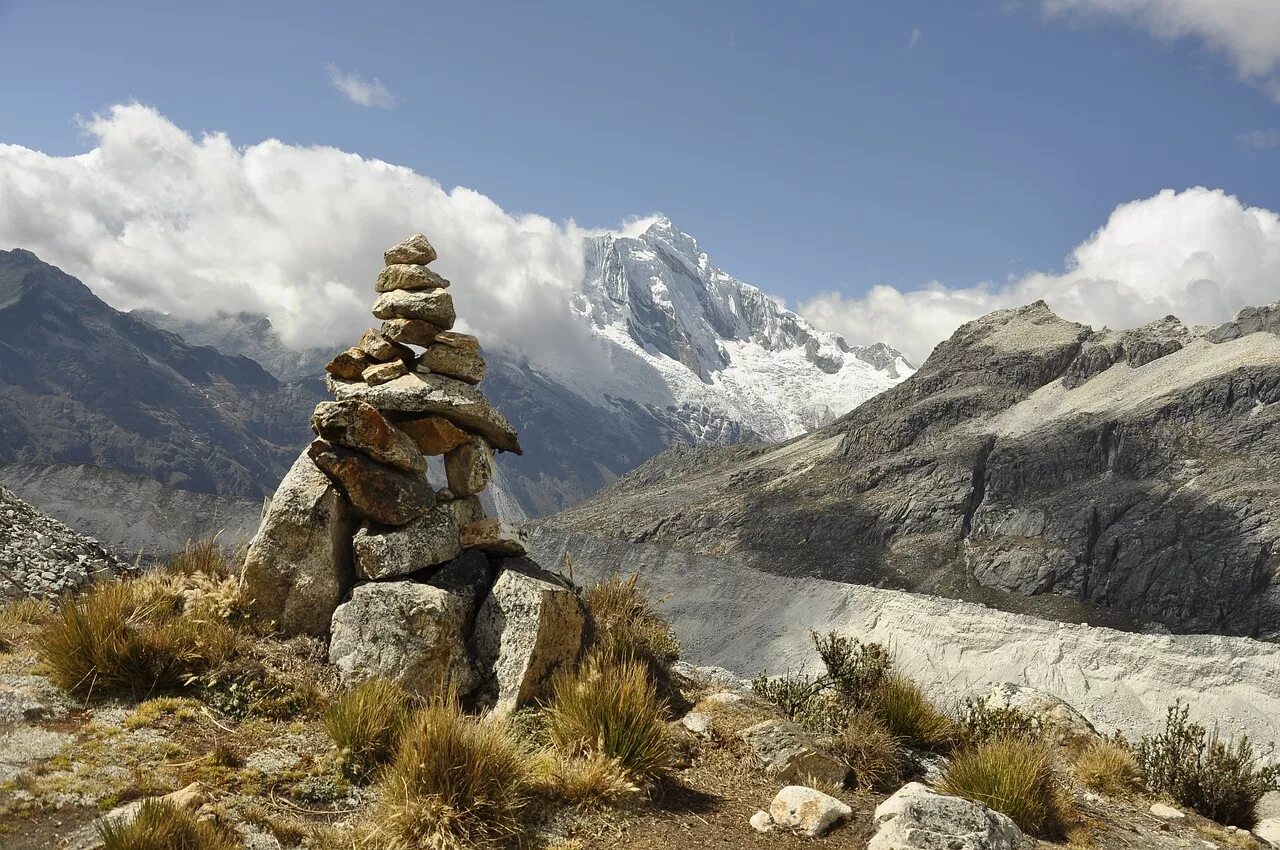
242 234 584 712
1 485 127 600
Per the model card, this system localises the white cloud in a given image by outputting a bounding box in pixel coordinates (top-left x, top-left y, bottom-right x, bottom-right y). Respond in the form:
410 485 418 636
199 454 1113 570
1239 128 1280 149
0 103 608 374
909 27 924 49
800 187 1280 363
326 63 401 109
1042 0 1280 100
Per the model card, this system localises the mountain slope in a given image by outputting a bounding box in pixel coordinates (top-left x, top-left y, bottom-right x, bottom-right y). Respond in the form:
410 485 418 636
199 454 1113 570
0 249 313 497
542 301 1280 639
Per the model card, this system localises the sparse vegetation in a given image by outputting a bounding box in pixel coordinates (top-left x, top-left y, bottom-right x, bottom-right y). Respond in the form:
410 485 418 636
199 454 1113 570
871 673 957 752
940 736 1070 838
548 653 675 781
372 698 532 849
751 630 894 734
38 577 238 698
0 597 50 651
825 708 902 790
96 799 238 850
325 677 412 782
532 750 641 806
1137 703 1280 828
958 697 1040 746
1074 737 1141 796
162 537 236 579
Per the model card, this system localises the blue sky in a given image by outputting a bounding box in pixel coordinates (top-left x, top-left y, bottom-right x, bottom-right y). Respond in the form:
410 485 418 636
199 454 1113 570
2 1 1279 360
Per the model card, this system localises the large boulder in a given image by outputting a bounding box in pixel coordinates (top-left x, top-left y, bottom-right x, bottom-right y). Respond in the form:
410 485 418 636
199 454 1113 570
328 372 522 453
868 783 1028 850
242 451 357 637
312 401 426 475
739 719 849 788
471 560 585 713
981 682 1097 742
426 549 495 615
1256 818 1280 847
353 503 462 580
308 439 434 526
329 581 476 697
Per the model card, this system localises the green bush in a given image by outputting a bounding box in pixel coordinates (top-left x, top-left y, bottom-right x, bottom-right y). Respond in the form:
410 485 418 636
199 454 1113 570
1074 737 1141 796
325 678 412 782
958 697 1040 746
547 653 674 781
751 630 892 733
97 799 238 850
872 673 957 752
1137 703 1280 828
940 737 1069 837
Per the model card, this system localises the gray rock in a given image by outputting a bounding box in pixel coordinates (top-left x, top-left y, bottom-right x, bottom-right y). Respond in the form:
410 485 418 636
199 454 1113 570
376 263 450 293
308 439 434 527
353 503 461 580
362 359 408 386
371 289 456 329
382 318 444 347
460 518 528 556
384 233 438 266
420 344 485 384
769 785 852 837
425 548 495 613
329 372 522 454
358 327 413 363
445 436 494 497
471 560 585 713
1150 802 1186 820
869 782 1028 850
1255 818 1280 847
242 451 357 637
329 581 477 697
982 682 1097 742
312 400 426 475
739 719 849 788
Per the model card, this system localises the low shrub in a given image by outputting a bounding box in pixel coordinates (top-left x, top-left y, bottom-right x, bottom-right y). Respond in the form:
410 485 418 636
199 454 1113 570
1074 738 1141 796
872 674 957 752
97 799 238 850
940 737 1069 837
38 578 238 698
325 677 412 782
825 709 902 790
373 699 531 849
958 698 1040 746
547 654 674 781
1137 703 1280 828
814 631 892 707
750 630 893 733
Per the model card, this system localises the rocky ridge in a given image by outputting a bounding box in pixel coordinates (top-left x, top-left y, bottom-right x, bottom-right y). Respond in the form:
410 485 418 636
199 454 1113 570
542 301 1280 639
242 233 584 710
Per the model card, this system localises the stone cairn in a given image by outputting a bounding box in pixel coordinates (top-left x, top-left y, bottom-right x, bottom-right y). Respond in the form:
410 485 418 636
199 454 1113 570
242 234 584 713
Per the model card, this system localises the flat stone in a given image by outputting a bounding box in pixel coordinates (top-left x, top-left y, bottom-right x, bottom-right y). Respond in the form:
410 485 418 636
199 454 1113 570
352 503 461 580
358 328 413 363
471 559 585 713
325 347 376 381
363 359 409 386
460 518 527 556
682 711 713 738
740 720 849 788
382 318 444 347
1255 819 1280 846
329 581 476 698
308 439 434 526
371 289 456 328
434 331 480 352
329 372 522 453
869 783 1028 850
445 437 493 497
770 785 853 837
384 233 437 266
420 344 485 384
395 415 471 455
1150 803 1186 820
100 783 205 832
242 450 357 637
312 400 426 475
376 263 450 292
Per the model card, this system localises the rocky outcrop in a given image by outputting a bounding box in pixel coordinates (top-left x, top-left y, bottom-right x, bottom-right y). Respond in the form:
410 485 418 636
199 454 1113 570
0 484 128 599
244 233 581 707
542 300 1280 639
869 783 1028 850
981 682 1097 743
739 719 849 788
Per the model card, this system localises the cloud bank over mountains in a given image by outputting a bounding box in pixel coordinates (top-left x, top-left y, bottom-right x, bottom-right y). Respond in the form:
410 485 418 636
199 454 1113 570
1 105 1278 369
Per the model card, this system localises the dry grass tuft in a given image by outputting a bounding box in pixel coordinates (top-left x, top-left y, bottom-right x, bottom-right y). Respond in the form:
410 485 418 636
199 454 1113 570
1074 738 1141 796
372 698 532 849
584 574 680 692
0 597 51 651
872 673 957 752
940 736 1071 837
531 750 642 806
825 708 903 790
325 677 412 782
547 654 675 782
97 799 238 850
38 577 238 698
162 537 237 579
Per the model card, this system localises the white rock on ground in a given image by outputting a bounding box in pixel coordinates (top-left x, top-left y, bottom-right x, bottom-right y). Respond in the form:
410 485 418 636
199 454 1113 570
869 782 1029 850
470 560 585 714
750 809 775 833
739 719 849 788
769 785 853 837
242 450 357 637
1150 802 1186 820
1255 818 1280 846
329 581 477 697
681 711 713 738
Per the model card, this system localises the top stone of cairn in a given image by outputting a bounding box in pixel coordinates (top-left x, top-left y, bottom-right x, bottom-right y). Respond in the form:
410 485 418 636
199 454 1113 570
384 233 437 266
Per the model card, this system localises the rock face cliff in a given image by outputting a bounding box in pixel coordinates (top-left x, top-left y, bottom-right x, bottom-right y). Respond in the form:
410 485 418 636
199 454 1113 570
543 301 1280 639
